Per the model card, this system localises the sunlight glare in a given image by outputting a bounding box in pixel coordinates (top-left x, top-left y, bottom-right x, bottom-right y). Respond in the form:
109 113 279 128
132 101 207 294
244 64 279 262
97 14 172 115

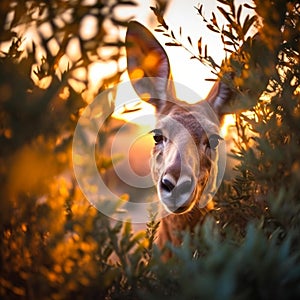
66 37 81 62
73 67 87 81
220 114 236 137
39 22 53 40
47 38 60 57
89 61 118 87
80 15 98 40
34 75 52 89
112 81 156 129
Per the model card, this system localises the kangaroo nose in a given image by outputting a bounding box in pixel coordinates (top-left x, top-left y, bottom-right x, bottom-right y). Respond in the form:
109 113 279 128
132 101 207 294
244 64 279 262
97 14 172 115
161 175 176 192
161 174 193 194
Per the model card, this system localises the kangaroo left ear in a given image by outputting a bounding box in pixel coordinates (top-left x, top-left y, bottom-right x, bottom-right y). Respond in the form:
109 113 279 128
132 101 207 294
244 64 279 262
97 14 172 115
205 78 235 120
125 21 176 112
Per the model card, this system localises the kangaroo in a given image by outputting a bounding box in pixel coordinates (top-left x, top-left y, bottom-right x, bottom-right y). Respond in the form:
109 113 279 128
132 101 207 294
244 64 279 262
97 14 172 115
125 21 234 254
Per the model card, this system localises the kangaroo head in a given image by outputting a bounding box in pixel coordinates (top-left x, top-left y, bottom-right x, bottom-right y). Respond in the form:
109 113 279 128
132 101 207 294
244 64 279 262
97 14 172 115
126 21 233 214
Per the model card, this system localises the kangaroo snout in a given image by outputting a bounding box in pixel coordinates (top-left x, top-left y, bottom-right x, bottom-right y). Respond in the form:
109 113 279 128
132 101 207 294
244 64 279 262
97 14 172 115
158 174 195 214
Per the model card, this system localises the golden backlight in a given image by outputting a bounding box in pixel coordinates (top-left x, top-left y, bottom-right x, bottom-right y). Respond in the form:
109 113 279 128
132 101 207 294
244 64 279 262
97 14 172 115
1 0 237 189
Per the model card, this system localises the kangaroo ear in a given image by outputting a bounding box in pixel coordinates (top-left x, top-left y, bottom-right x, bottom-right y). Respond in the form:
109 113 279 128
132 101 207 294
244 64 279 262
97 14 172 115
205 78 235 120
126 21 176 111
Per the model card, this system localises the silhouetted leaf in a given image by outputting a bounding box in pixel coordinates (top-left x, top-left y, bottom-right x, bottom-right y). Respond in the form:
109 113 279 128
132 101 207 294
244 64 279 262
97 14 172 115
217 6 233 23
243 15 257 35
237 5 242 23
197 37 202 55
207 24 219 33
165 42 181 46
150 6 168 29
244 3 256 9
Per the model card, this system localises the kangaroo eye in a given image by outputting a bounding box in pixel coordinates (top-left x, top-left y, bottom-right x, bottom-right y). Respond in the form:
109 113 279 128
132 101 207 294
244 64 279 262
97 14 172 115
151 129 164 145
153 134 164 145
208 134 223 150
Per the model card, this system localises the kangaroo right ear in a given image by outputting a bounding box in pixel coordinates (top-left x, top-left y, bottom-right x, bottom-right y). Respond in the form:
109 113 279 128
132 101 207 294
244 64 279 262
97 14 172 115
126 21 176 111
205 76 235 121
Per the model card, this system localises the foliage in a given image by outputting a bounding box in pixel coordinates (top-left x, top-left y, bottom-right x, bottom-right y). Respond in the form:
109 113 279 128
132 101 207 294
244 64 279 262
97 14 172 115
144 220 300 300
0 0 139 299
1 0 300 299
